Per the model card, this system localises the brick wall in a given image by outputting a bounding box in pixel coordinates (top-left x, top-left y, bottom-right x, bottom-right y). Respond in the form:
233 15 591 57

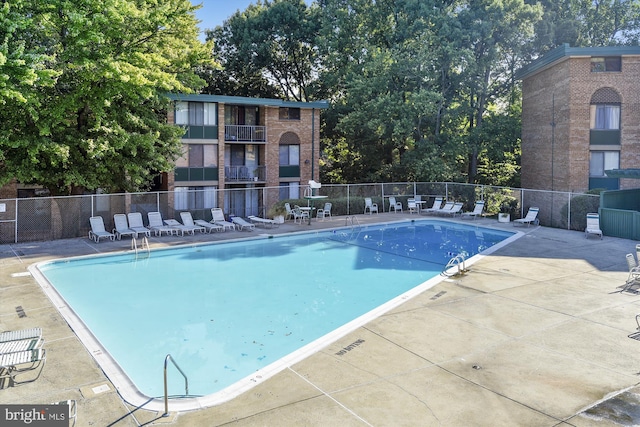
522 54 640 191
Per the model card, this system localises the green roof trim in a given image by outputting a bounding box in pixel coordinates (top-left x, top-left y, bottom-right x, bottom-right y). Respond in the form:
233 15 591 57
166 93 329 109
515 44 640 80
605 169 640 179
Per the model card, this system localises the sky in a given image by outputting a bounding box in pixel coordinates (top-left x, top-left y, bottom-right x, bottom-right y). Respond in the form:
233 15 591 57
191 1 257 35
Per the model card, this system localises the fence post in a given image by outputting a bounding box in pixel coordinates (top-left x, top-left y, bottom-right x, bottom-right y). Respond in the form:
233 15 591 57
567 192 571 230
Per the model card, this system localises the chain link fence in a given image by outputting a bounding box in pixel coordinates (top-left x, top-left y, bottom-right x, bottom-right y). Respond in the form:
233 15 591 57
0 183 600 244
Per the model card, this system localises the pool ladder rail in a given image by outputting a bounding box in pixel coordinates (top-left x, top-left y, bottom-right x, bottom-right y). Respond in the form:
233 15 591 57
442 253 467 277
344 215 361 228
163 354 189 417
131 236 150 259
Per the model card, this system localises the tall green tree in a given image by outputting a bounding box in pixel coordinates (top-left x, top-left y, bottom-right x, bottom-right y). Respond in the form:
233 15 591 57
0 0 213 195
203 0 321 101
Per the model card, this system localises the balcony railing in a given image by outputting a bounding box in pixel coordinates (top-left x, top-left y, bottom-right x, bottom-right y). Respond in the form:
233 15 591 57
224 125 266 142
225 165 266 182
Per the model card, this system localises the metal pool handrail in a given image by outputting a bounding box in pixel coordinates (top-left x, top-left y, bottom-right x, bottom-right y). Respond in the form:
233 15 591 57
163 354 189 417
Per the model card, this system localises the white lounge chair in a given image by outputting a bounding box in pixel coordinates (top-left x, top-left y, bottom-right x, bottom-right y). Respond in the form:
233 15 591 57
194 219 223 233
389 196 402 213
211 208 235 231
461 201 485 219
127 212 151 238
428 201 454 215
514 207 539 227
231 216 255 231
248 215 279 228
112 214 136 240
163 218 194 236
364 198 378 214
0 328 42 343
316 202 332 220
585 213 602 239
439 202 464 217
0 328 43 355
147 212 177 236
0 348 46 385
422 197 444 214
0 335 42 355
179 212 206 234
88 216 115 243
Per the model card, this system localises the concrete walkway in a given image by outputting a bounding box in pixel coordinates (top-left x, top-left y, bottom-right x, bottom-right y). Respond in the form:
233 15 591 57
1 213 640 426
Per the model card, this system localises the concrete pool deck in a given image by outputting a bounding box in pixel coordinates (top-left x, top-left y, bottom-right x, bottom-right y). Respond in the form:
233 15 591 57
1 213 640 426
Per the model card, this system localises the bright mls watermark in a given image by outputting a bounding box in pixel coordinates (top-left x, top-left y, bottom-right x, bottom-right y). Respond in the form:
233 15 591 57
1 404 68 426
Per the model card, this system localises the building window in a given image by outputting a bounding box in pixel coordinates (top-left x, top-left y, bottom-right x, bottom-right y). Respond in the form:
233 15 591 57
590 104 620 130
279 182 300 200
279 107 300 120
175 102 217 125
224 105 259 125
590 57 621 72
174 186 217 210
179 144 217 167
590 151 619 177
279 145 300 166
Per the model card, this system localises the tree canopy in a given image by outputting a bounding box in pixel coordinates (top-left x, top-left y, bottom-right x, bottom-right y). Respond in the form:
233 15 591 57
3 0 639 193
0 0 214 195
204 0 639 186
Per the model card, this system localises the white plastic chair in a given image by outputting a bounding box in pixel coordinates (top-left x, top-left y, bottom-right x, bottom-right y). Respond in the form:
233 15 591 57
389 196 402 213
364 198 378 214
317 202 332 220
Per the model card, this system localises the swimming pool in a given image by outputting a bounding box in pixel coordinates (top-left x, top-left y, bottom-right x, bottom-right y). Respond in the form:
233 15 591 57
33 220 518 411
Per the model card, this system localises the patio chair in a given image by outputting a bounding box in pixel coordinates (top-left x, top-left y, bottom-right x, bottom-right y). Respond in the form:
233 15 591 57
88 216 115 243
621 253 640 294
147 212 177 236
461 201 485 220
179 212 206 234
428 201 454 215
438 202 464 217
585 213 603 239
248 215 279 228
0 348 46 385
284 203 294 221
231 216 256 231
0 328 41 343
126 212 151 238
293 206 310 224
389 196 402 213
514 207 539 227
407 199 419 214
317 202 332 220
0 328 43 355
422 197 444 214
364 198 378 214
194 219 224 233
211 208 236 231
112 214 136 240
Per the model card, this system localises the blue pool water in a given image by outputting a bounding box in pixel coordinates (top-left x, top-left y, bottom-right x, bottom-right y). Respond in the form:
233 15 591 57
37 220 514 402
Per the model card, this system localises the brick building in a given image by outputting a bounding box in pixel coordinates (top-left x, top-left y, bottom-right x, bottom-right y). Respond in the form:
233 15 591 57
167 94 328 216
517 44 640 192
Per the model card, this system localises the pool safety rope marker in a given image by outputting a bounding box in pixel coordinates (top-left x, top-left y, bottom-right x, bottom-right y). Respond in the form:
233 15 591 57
442 253 467 277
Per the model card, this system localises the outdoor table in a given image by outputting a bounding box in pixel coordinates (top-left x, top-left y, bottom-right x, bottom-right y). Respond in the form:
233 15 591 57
303 195 327 225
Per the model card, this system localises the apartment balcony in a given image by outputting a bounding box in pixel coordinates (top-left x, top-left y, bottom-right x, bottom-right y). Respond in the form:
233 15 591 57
224 125 266 143
225 165 266 182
